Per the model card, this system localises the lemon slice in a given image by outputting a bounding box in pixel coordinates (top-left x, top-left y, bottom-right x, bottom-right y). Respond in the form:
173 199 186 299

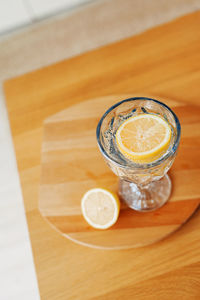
81 188 120 229
116 114 171 163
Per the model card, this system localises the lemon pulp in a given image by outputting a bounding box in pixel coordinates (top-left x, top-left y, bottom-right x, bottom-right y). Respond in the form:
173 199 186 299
116 114 172 163
81 188 120 229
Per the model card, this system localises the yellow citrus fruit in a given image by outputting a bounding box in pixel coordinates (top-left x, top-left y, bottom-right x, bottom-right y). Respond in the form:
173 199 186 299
81 188 120 229
116 114 172 163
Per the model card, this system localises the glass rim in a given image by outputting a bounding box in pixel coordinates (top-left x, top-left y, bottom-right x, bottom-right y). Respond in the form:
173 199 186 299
96 97 181 169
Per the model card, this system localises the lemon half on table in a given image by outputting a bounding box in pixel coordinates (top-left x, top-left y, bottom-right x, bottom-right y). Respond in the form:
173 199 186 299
81 188 120 229
116 114 172 163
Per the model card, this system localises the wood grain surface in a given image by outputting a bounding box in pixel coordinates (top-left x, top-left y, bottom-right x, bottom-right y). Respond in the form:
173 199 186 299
4 12 200 299
39 95 199 249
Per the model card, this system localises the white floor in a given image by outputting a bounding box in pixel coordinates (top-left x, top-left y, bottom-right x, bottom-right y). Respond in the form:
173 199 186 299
0 94 40 299
0 0 91 35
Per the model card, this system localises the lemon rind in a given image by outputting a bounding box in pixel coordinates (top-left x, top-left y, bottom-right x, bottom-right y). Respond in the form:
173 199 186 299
116 114 171 161
81 188 120 230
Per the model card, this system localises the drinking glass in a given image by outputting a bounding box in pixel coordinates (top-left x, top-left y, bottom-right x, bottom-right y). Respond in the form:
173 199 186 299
96 97 181 212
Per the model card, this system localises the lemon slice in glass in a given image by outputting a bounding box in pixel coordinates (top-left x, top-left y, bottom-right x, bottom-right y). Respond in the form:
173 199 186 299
116 114 172 163
81 188 120 229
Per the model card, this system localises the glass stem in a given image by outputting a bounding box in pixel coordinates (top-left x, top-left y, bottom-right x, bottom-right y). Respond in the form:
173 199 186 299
119 175 171 211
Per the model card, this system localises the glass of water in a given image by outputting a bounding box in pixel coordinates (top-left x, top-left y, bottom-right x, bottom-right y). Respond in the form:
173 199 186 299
96 97 181 212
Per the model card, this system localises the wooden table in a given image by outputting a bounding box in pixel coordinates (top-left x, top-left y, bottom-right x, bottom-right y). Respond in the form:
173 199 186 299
4 12 200 299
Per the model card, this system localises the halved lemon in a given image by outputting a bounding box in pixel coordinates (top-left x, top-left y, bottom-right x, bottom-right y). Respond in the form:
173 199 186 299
81 188 120 229
116 114 172 163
